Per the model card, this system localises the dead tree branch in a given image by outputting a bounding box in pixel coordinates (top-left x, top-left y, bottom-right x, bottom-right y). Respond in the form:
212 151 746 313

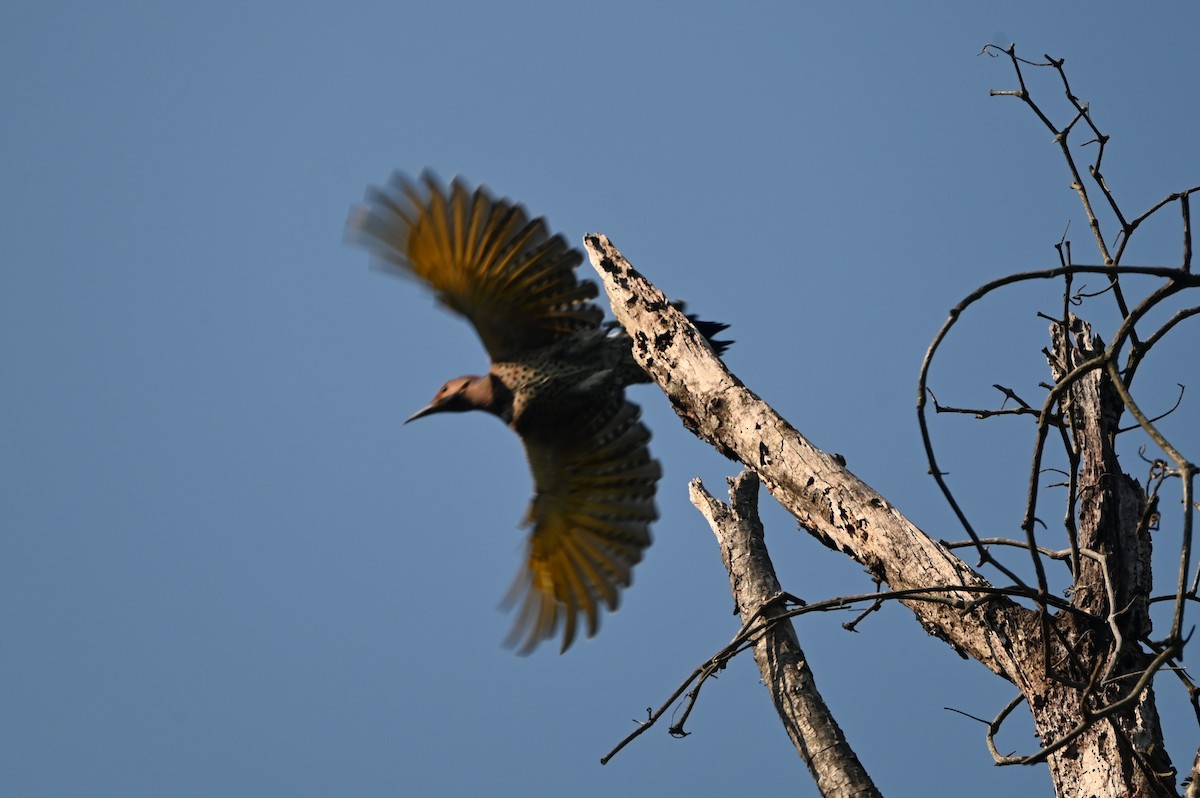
593 44 1196 798
689 470 881 798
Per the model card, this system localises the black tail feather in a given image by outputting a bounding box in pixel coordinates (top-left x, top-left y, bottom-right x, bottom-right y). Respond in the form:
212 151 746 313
672 301 733 355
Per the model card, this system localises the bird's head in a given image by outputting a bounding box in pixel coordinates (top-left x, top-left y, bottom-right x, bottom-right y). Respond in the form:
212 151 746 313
405 375 499 423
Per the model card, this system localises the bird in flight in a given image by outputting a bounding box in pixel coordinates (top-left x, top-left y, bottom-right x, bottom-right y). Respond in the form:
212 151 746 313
347 173 728 653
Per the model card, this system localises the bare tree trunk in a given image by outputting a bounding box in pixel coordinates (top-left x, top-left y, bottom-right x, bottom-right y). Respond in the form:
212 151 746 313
1032 317 1171 796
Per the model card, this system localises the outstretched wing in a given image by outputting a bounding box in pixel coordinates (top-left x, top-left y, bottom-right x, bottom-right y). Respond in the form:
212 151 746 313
347 172 604 362
505 401 661 654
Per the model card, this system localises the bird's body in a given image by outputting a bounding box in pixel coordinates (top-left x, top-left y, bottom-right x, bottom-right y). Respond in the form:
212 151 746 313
495 347 614 433
348 173 727 653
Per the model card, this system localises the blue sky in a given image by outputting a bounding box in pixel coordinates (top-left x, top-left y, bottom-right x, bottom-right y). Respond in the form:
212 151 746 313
4 2 1199 796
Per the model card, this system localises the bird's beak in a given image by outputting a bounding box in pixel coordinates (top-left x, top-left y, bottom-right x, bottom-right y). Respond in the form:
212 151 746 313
404 402 441 424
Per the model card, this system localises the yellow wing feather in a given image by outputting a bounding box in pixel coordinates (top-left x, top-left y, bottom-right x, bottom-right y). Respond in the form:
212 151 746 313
505 401 661 654
348 172 603 362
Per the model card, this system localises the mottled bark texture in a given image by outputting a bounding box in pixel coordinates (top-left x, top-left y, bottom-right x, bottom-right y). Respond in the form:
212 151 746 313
585 234 1174 798
1038 316 1170 797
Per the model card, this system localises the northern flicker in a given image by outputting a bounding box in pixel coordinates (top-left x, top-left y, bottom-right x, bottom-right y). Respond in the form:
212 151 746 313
347 172 729 654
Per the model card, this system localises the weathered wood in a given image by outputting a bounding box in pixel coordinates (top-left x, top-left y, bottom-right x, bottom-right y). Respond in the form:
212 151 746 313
1037 316 1169 797
585 234 1175 798
691 470 881 798
584 233 1039 676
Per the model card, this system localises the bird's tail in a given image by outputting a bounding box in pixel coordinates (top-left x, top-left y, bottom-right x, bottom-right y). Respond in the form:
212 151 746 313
677 303 733 356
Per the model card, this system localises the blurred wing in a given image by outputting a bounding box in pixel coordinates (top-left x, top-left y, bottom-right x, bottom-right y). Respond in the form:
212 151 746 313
347 172 604 362
505 401 661 654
